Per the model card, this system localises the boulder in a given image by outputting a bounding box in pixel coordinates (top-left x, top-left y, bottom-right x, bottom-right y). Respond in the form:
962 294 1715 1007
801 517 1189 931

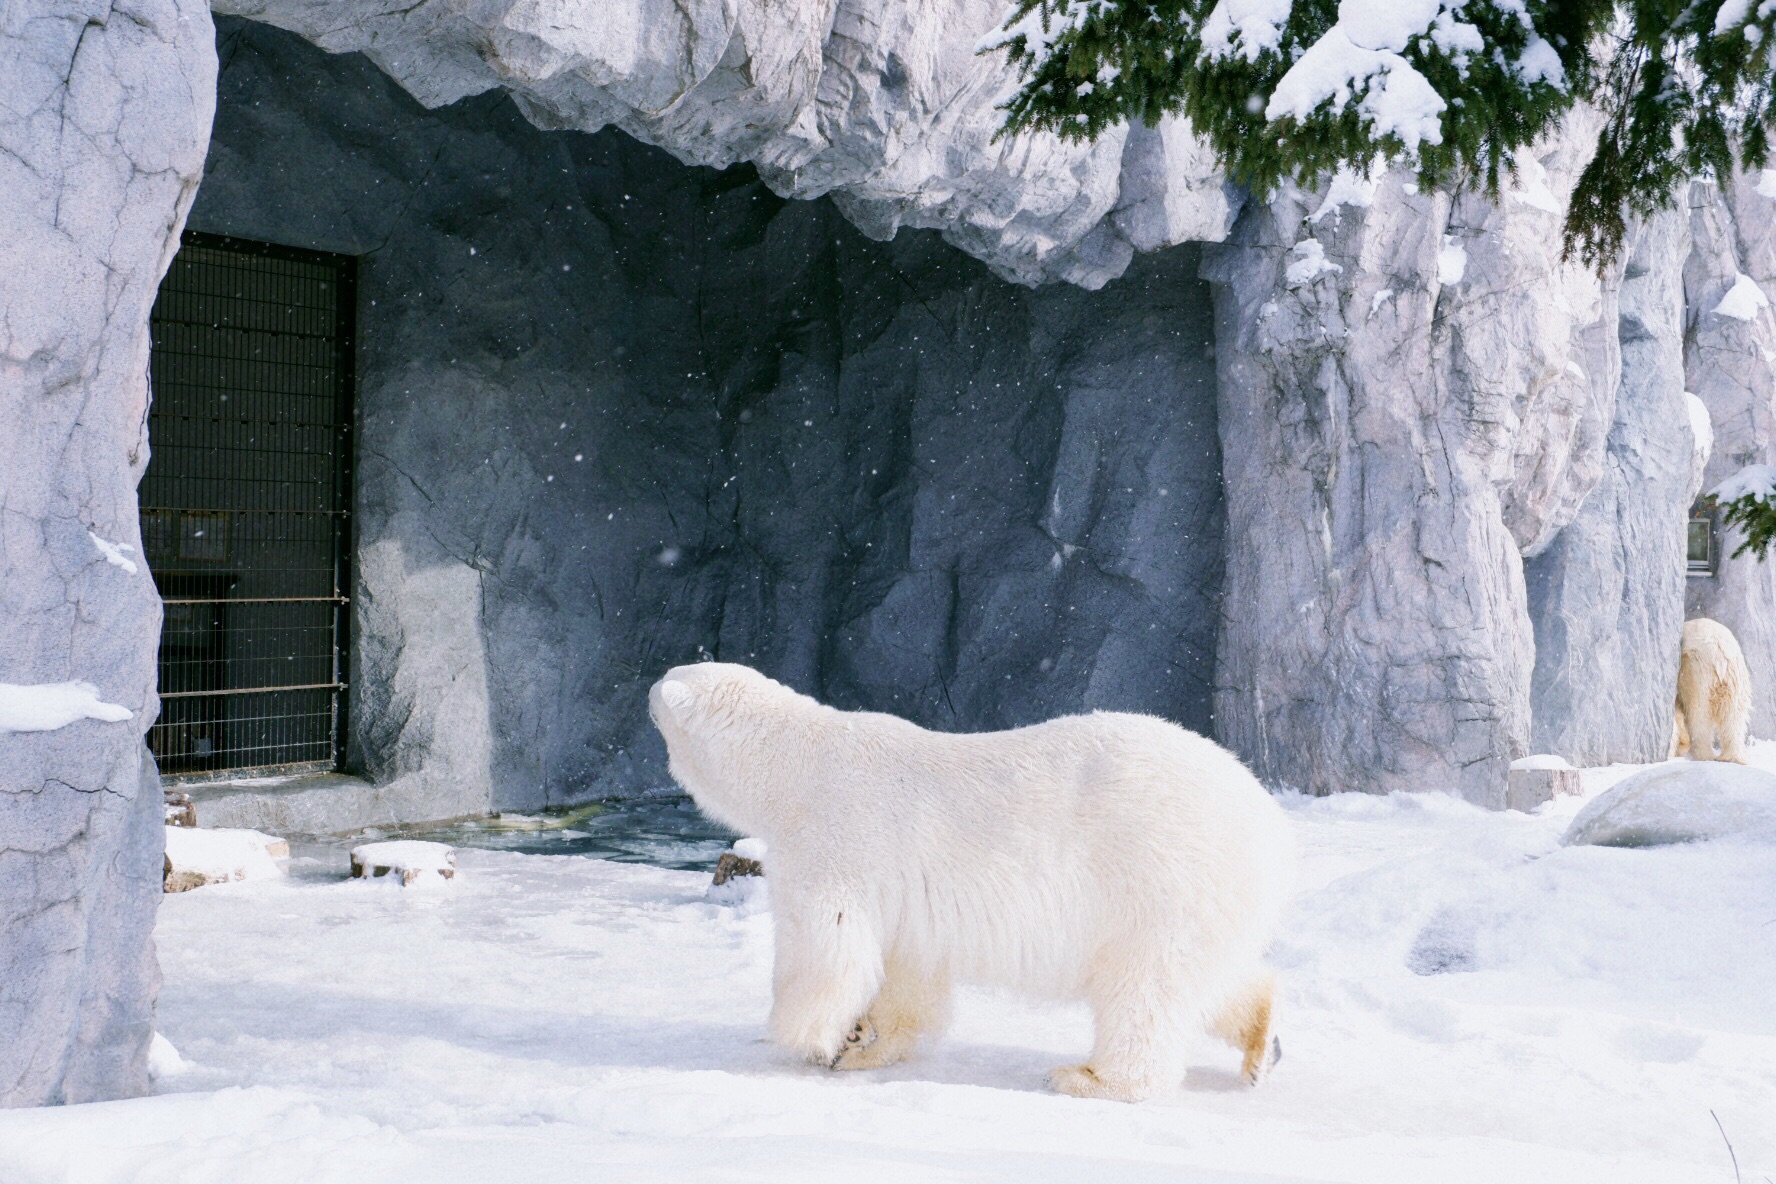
1561 761 1776 847
163 827 288 892
350 840 458 886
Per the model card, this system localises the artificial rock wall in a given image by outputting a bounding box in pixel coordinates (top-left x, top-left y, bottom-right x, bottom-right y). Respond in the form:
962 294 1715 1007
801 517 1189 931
0 0 215 1106
191 18 1226 813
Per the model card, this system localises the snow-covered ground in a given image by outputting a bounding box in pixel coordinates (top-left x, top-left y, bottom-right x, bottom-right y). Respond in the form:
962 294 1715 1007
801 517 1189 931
4 773 1775 1183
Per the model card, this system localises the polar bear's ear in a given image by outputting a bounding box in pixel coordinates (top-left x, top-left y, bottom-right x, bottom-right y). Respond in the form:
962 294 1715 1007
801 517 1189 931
658 680 695 715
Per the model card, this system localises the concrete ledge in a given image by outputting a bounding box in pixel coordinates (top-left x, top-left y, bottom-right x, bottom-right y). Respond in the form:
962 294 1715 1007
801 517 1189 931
182 772 485 835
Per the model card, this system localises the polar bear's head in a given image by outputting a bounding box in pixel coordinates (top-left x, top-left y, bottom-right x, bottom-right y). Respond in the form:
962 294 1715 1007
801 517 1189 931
649 662 813 834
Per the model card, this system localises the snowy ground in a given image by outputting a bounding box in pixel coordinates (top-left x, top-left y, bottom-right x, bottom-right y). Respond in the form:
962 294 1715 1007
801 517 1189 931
4 773 1775 1182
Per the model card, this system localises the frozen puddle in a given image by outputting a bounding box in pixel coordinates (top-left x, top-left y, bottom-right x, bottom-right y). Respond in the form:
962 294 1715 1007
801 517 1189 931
345 792 739 872
2 792 1774 1182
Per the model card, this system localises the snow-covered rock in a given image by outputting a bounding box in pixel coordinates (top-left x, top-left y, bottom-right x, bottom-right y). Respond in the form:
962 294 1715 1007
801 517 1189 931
1562 761 1776 847
163 827 289 893
705 839 769 912
350 841 459 886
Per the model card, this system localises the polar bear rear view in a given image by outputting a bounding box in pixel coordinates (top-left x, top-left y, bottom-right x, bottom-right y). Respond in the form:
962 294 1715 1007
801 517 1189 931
649 662 1296 1102
1674 617 1752 763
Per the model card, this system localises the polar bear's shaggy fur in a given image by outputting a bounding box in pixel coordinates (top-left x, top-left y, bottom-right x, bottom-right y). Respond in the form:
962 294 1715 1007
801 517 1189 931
1674 618 1752 764
648 663 1296 1102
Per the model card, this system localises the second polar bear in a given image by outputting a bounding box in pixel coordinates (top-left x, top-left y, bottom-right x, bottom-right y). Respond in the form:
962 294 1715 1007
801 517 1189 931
1674 618 1753 763
648 662 1296 1102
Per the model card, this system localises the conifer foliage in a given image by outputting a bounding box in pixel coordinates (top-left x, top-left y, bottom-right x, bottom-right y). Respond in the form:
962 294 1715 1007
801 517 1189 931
988 1 1776 269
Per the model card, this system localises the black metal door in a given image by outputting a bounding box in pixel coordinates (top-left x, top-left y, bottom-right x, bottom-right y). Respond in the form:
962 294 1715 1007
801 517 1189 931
142 231 355 778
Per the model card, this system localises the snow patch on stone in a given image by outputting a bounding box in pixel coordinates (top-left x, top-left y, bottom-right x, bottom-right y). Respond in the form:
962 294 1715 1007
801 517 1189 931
1285 238 1341 285
1511 754 1573 771
88 531 139 575
1307 168 1377 224
1438 235 1467 285
0 681 133 733
1506 149 1561 213
1713 273 1769 321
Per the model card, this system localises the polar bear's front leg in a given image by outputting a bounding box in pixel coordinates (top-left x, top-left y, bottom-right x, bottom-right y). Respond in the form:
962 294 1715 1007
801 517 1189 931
768 898 883 1065
832 956 951 1071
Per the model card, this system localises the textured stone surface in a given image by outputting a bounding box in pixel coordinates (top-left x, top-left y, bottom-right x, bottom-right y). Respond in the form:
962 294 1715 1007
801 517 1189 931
1685 176 1776 737
210 0 1240 289
1200 136 1615 805
0 0 214 1106
1563 760 1776 847
190 19 1225 812
1526 210 1702 765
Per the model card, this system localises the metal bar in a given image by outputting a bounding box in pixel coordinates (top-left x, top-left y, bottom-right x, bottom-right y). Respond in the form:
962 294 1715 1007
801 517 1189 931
161 597 349 605
159 682 346 699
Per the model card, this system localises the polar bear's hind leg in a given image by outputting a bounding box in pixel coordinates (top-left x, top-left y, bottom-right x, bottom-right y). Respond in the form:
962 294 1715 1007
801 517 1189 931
1211 970 1279 1085
1049 948 1194 1102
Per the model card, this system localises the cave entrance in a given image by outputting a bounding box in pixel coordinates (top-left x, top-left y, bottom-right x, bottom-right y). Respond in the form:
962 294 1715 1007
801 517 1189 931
141 231 357 779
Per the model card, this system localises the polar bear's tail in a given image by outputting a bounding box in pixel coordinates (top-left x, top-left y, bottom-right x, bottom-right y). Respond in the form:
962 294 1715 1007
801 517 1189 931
1210 967 1280 1085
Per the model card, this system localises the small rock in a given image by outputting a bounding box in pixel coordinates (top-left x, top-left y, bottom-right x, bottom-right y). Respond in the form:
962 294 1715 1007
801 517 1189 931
350 839 457 886
163 790 196 828
711 851 763 886
1506 767 1585 812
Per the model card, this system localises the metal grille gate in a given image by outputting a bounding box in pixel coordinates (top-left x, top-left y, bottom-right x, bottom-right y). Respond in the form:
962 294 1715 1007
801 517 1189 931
142 231 355 778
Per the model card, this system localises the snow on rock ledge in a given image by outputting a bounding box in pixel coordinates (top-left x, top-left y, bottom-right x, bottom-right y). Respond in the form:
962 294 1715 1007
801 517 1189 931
211 0 1240 287
1562 761 1776 848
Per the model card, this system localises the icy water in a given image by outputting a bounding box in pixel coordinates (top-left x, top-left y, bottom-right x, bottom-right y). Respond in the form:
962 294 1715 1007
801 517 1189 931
348 792 739 872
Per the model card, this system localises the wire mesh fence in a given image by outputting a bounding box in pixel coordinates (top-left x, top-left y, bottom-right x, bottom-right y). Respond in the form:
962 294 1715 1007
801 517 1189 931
142 232 355 778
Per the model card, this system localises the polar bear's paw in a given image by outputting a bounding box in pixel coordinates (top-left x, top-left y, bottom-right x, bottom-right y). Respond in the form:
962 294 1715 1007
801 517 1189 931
833 1019 922 1071
1046 1064 1148 1103
828 1019 879 1069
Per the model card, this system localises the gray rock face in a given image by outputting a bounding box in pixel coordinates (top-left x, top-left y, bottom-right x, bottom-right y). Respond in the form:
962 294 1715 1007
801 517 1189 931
1200 137 1617 805
0 0 214 1106
190 19 1225 811
1526 210 1702 765
1685 177 1776 738
212 0 1240 290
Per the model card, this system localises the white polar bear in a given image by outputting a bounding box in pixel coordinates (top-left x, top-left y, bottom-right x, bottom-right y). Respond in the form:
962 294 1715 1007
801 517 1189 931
1673 618 1753 763
648 662 1296 1102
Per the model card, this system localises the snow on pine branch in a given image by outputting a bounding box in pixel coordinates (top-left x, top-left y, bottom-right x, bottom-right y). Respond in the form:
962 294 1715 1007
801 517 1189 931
1710 463 1776 560
986 0 1776 267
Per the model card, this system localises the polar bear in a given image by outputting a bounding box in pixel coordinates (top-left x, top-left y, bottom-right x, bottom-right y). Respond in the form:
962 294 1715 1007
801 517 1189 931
648 662 1296 1102
1674 618 1752 763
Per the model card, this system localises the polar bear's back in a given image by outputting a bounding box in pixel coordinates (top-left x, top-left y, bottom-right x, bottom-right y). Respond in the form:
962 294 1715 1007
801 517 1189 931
852 710 1293 997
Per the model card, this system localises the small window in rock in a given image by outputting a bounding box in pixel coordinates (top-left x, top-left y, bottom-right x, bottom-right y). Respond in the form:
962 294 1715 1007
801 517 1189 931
1688 504 1716 577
